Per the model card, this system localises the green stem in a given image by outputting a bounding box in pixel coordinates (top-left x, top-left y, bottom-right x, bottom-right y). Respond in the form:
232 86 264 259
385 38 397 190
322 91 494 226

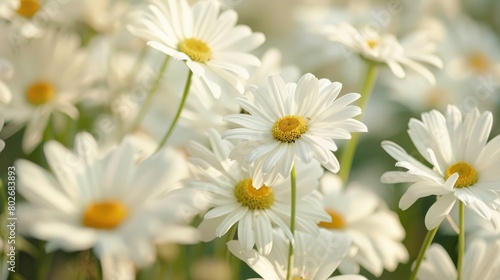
457 201 465 280
338 63 378 184
128 55 170 133
285 164 297 280
409 225 439 280
156 70 193 152
37 242 53 280
225 225 238 262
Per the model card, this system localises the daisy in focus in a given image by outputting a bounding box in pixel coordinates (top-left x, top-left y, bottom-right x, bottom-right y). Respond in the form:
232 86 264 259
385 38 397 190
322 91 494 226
0 29 89 153
319 173 408 277
223 73 367 188
381 105 500 230
417 239 500 280
17 132 202 269
188 129 329 255
128 0 265 98
228 228 367 280
319 22 443 84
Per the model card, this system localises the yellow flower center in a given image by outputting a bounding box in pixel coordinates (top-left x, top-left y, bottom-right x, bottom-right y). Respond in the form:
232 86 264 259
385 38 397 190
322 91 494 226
234 178 274 210
366 39 379 49
26 81 55 105
16 0 40 18
178 38 212 63
318 208 346 229
468 52 490 73
82 201 128 229
272 115 308 143
445 161 478 188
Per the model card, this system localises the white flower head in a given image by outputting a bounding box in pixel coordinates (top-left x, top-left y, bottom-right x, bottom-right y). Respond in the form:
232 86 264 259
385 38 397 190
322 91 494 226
228 228 367 280
418 239 500 280
319 173 409 277
223 73 367 188
0 57 13 104
0 29 89 153
189 129 329 255
17 132 202 267
128 0 265 98
382 105 500 230
319 22 443 84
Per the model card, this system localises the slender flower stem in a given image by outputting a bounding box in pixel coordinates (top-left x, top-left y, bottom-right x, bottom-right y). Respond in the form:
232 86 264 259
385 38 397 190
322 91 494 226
338 63 378 184
156 70 193 152
409 225 439 280
128 55 170 133
285 164 297 280
457 201 465 280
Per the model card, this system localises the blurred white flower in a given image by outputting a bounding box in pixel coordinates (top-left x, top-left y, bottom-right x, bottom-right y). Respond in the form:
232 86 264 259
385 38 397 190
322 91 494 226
228 228 367 280
0 118 4 152
0 30 89 153
17 132 202 267
418 239 500 280
0 57 13 104
189 129 329 255
319 22 443 84
224 73 367 188
382 105 500 230
128 0 265 98
319 173 408 277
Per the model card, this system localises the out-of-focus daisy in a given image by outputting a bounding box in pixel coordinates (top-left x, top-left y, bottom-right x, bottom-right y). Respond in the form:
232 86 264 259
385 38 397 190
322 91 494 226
189 129 329 255
444 17 500 81
0 57 13 104
381 105 500 230
223 73 367 188
128 0 265 98
418 239 500 280
17 132 202 267
0 30 89 153
228 228 367 280
319 172 408 277
319 22 443 84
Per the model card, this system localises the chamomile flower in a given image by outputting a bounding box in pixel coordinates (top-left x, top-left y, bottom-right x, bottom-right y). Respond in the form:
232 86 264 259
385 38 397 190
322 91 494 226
189 129 329 255
228 229 367 280
381 105 500 230
0 30 89 153
418 239 500 280
319 22 443 84
223 73 367 188
127 0 265 98
17 132 202 267
319 173 409 277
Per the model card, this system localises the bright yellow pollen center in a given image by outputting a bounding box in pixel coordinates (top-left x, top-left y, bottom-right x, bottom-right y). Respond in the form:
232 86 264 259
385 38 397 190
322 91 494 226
272 115 308 143
445 162 478 188
16 0 40 18
26 81 54 105
366 39 379 49
468 52 490 72
318 208 346 229
234 178 274 210
178 38 212 63
82 201 128 229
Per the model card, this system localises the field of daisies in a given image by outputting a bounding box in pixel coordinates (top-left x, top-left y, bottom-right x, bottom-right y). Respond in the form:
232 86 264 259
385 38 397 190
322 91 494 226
1 0 500 279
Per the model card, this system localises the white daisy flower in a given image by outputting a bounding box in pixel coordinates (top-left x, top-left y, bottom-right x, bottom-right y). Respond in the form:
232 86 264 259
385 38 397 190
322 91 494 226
188 129 329 255
0 29 89 153
0 118 4 152
17 132 202 267
319 173 409 277
223 73 367 188
228 228 367 280
319 22 443 84
127 0 265 98
381 105 500 230
418 239 500 280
